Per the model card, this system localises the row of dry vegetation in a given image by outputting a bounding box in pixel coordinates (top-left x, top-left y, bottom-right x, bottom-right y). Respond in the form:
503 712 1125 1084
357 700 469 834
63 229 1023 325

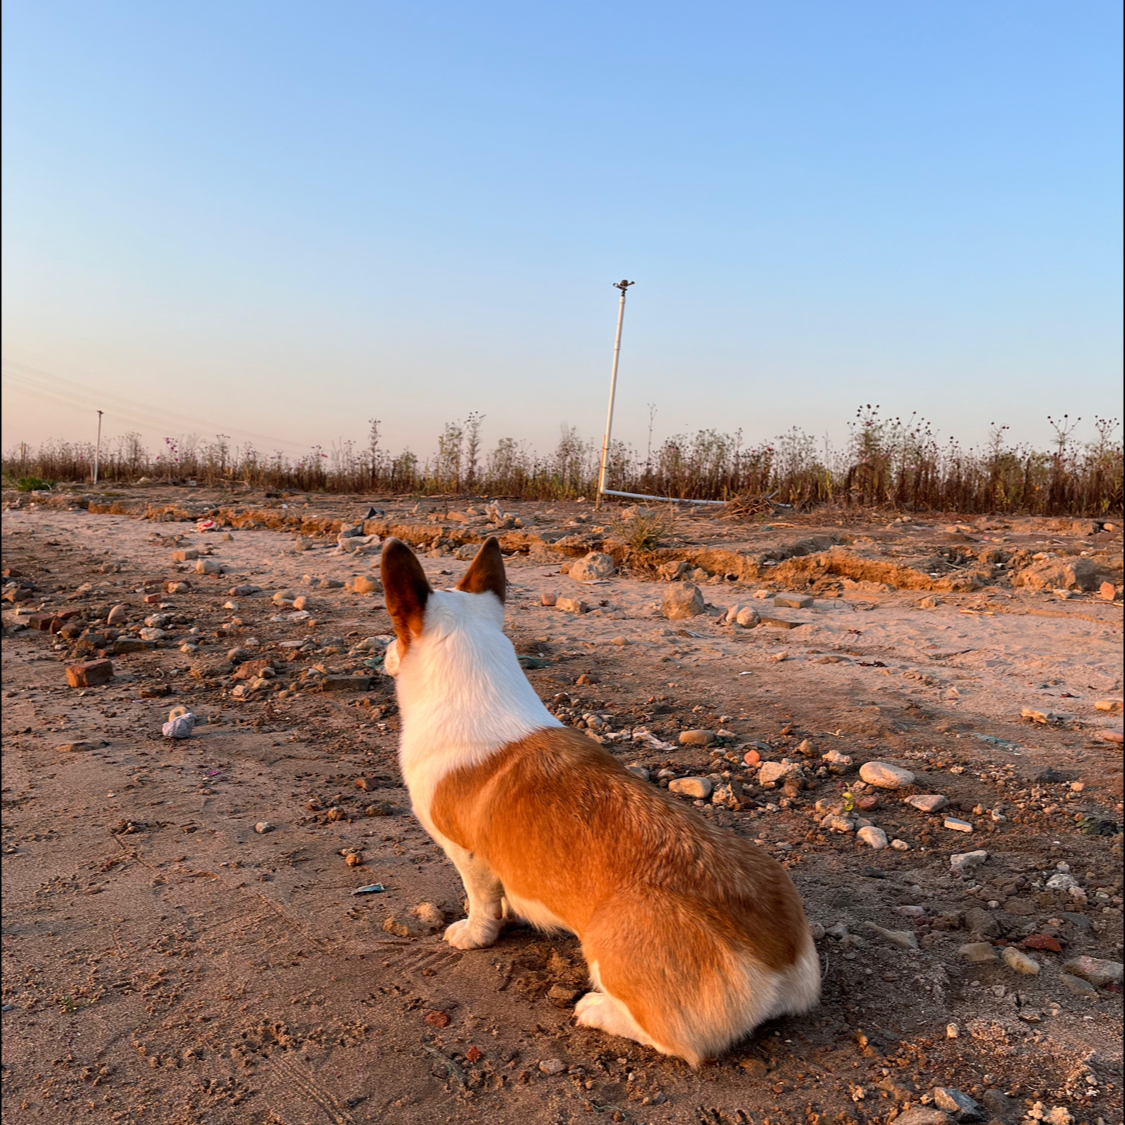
4 407 1122 517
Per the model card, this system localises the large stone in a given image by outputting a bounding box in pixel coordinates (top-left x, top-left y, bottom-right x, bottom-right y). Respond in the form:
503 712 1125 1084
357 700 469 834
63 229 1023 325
668 777 713 799
662 583 705 620
735 606 760 628
958 942 998 963
857 826 888 850
964 908 1001 939
859 761 915 789
759 759 802 785
66 659 114 688
894 1110 954 1125
1063 955 1123 988
195 558 223 575
907 793 949 813
1001 946 1039 975
172 548 199 562
1012 556 1109 592
950 849 989 874
931 1087 985 1123
570 552 616 582
106 603 129 626
679 729 716 747
774 593 814 609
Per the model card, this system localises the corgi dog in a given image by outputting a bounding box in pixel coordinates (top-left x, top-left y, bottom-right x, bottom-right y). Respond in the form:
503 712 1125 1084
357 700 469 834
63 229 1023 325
380 536 820 1066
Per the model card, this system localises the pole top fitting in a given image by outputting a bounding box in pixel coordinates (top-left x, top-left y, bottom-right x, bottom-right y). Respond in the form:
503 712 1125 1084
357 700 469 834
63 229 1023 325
613 279 634 292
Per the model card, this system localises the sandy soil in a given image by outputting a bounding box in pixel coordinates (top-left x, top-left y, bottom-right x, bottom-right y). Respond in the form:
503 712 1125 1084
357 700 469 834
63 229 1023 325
2 486 1123 1125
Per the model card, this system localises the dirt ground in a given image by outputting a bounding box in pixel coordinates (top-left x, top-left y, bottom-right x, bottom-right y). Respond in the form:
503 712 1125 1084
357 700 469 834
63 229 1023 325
2 485 1123 1125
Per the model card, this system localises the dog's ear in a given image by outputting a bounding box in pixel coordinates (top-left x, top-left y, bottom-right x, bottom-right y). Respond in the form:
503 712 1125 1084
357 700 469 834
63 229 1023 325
380 538 432 645
456 536 507 604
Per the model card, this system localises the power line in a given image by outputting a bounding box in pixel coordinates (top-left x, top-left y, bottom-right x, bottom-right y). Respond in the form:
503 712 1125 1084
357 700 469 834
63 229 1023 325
1 359 320 456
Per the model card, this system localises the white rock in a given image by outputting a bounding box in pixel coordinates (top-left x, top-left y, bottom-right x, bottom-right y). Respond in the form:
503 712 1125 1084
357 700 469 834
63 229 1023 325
822 814 855 833
859 761 915 789
890 839 910 850
662 583 705 620
857 826 888 850
944 817 973 833
1045 872 1079 891
1001 946 1040 975
821 749 852 769
570 553 616 582
907 794 949 813
139 627 166 641
668 777 713 799
758 759 802 785
555 597 588 615
736 606 760 628
950 849 989 874
195 558 223 575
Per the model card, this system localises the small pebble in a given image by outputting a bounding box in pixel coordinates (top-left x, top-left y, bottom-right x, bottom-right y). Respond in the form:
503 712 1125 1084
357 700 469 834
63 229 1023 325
255 822 274 834
538 1059 567 1076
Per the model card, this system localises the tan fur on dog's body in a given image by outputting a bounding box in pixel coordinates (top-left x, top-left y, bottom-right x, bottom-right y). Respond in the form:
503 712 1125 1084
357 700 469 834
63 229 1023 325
381 537 820 1066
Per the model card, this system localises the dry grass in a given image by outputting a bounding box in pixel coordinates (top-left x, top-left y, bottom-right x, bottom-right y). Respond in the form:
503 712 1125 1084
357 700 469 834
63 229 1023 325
4 407 1121 517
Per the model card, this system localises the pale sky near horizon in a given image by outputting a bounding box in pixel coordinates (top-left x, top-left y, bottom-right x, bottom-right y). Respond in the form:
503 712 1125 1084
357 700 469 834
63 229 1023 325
2 1 1122 466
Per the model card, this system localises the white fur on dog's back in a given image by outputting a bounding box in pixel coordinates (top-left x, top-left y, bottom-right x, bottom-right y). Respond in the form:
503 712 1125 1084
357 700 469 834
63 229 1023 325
392 587 561 826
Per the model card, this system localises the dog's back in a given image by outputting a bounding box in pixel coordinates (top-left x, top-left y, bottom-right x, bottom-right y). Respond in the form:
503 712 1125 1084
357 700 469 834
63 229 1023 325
381 536 820 1065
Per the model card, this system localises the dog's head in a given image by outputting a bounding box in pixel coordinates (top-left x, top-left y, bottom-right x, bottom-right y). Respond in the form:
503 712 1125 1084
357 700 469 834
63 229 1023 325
380 536 507 678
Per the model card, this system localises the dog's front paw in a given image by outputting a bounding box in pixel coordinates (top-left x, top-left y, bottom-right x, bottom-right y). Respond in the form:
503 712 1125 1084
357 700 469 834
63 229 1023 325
443 917 500 950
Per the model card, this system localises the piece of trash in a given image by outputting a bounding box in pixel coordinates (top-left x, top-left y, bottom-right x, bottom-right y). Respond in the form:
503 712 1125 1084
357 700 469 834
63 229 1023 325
738 670 754 676
973 734 1020 752
161 712 196 739
364 507 386 520
351 883 385 895
196 519 219 532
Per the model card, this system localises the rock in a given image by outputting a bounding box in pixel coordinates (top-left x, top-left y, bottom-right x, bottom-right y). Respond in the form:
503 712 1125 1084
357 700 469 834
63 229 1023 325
821 749 852 769
919 596 940 609
254 821 274 834
958 942 999 963
106 603 129 625
1045 872 1079 892
821 814 855 834
320 675 372 692
668 777 713 799
857 826 888 850
964 908 1001 939
54 740 103 753
66 659 114 688
1021 934 1063 952
759 759 802 785
1021 707 1074 725
625 765 650 781
906 793 949 813
195 558 223 575
950 849 988 874
980 1089 1016 1120
412 902 446 932
890 838 910 850
774 593 814 609
351 575 380 595
944 817 973 833
555 597 588 614
1001 946 1039 975
229 584 260 596
1063 955 1123 987
893 1108 954 1125
679 729 716 747
161 712 195 739
1095 698 1124 712
662 583 705 620
711 782 744 810
1098 727 1124 744
538 1059 567 1076
1012 555 1108 592
859 761 915 789
139 627 166 642
863 922 917 949
1060 973 1099 999
731 606 758 628
172 548 199 562
1100 581 1118 600
931 1087 985 1122
540 592 557 606
570 552 616 582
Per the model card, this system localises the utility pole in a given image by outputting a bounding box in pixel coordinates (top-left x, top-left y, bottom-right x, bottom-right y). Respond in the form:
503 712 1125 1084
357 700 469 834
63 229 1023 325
595 280 634 509
93 410 103 484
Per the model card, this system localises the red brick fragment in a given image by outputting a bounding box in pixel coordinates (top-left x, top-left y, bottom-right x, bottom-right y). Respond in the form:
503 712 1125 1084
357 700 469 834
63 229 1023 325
1021 934 1063 952
423 1010 451 1028
465 1046 481 1063
66 659 115 688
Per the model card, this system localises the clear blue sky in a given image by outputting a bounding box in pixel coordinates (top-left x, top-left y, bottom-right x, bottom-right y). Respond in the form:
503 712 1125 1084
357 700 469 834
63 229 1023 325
2 1 1122 464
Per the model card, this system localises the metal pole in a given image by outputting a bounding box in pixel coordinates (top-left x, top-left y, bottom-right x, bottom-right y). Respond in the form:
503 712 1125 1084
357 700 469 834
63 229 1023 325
93 410 103 484
595 280 633 508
